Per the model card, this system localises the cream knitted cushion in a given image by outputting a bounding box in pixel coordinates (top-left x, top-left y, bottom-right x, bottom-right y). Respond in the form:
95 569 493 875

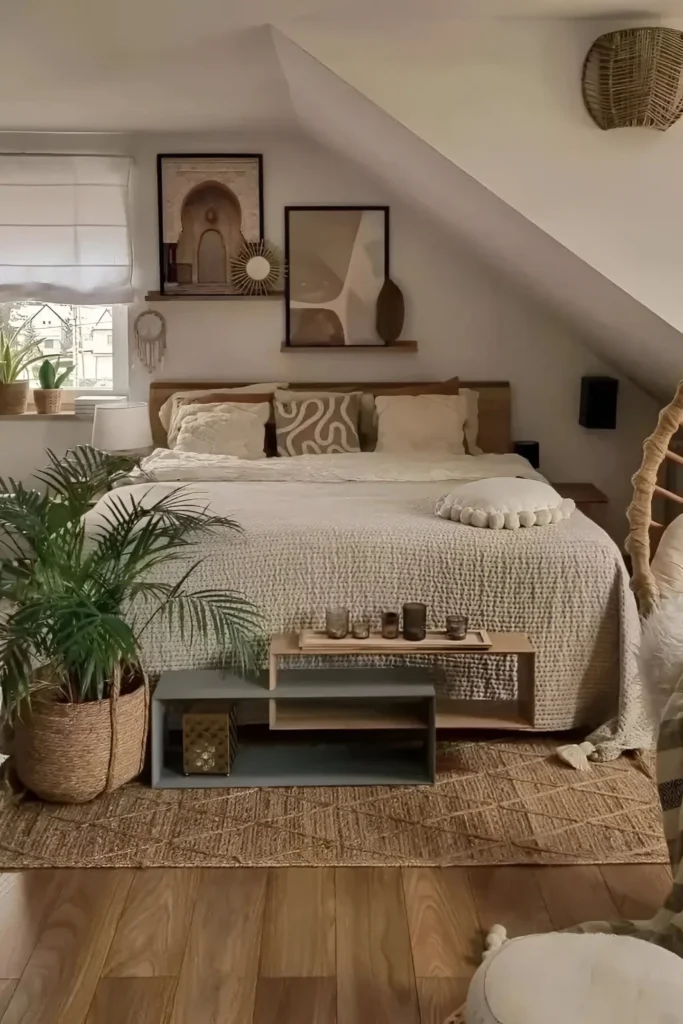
463 933 683 1024
173 403 270 458
435 478 574 530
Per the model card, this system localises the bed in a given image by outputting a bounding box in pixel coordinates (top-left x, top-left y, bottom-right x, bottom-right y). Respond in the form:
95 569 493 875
88 378 648 761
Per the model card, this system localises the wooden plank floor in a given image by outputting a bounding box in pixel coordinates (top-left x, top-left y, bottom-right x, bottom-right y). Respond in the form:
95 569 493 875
0 865 669 1024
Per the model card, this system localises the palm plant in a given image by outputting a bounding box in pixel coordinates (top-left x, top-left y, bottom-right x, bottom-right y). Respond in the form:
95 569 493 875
0 446 262 720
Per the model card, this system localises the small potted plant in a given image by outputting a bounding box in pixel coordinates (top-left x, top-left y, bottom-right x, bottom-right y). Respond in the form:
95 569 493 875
0 446 263 803
33 358 74 414
0 328 43 415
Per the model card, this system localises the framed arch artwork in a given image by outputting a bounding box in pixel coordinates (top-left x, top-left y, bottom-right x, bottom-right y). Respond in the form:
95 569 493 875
156 154 264 296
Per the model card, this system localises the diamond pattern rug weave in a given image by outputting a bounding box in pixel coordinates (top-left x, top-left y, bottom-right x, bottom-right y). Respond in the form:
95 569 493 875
0 738 667 868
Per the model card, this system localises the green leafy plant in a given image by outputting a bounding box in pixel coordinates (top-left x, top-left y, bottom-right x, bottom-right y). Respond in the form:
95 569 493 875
37 358 74 390
0 327 44 384
0 446 263 718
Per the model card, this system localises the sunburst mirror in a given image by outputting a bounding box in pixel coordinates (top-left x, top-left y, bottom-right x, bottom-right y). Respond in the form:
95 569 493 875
231 240 282 296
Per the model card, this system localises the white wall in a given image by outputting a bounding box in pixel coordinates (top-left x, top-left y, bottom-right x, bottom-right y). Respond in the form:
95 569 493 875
0 418 91 484
282 15 683 374
0 129 658 539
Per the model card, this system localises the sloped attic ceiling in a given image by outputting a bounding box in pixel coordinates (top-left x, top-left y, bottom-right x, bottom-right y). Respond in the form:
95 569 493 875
276 13 683 398
272 30 683 399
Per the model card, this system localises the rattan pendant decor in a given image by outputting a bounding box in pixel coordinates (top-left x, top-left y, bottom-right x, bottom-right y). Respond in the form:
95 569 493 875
583 27 683 131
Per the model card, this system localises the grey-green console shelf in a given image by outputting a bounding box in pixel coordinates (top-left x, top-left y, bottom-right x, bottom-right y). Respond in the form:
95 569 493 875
152 668 436 788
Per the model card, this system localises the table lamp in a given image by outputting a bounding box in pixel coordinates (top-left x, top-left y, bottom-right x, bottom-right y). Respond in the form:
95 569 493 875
92 401 153 455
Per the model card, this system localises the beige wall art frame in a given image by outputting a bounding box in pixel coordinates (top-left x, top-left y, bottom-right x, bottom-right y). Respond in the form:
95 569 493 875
284 205 390 348
156 153 264 297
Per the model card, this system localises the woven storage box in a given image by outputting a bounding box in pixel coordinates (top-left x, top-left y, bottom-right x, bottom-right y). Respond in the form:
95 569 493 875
583 27 683 130
183 701 238 775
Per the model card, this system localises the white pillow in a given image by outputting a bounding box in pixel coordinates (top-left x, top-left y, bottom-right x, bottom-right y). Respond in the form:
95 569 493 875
374 394 467 455
435 477 574 529
173 403 270 458
651 513 683 598
159 383 286 433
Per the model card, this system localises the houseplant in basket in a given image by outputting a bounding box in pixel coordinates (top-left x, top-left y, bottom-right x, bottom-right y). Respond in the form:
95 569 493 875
0 328 44 415
33 358 74 414
0 445 262 803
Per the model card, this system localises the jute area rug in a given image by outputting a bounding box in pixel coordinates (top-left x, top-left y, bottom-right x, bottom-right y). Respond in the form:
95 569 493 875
0 737 668 869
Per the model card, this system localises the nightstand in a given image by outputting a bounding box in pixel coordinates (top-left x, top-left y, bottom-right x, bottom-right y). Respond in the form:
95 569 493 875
551 482 608 526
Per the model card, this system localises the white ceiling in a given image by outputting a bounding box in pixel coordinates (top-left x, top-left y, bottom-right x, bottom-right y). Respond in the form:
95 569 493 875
3 0 683 131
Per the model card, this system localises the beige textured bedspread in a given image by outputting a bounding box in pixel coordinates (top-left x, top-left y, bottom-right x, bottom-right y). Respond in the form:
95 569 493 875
89 452 648 759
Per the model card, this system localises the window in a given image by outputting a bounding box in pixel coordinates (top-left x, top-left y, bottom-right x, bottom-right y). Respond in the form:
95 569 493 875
1 301 127 393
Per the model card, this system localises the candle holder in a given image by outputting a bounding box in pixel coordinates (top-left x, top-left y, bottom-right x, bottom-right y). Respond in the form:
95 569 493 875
352 619 370 640
446 614 468 641
325 607 349 639
402 602 427 642
381 611 400 639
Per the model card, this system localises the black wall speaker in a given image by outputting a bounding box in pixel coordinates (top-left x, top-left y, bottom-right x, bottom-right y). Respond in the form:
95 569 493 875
579 376 619 430
513 440 540 470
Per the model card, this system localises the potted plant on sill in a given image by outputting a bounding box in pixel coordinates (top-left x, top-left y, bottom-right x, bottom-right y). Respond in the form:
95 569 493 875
0 328 44 415
33 358 74 414
0 445 262 803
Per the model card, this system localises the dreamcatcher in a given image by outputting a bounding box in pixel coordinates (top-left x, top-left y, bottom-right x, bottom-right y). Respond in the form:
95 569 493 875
133 310 167 373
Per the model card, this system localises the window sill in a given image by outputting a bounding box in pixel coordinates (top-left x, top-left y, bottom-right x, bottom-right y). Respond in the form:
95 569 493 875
0 410 80 422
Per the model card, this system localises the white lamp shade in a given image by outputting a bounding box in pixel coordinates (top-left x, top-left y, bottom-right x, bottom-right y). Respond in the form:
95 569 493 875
92 402 153 452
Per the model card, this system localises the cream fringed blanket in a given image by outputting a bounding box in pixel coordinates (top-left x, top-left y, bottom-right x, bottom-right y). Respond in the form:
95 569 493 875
89 451 651 760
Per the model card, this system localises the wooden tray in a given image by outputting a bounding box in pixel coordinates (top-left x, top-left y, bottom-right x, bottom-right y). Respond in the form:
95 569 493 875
298 628 492 652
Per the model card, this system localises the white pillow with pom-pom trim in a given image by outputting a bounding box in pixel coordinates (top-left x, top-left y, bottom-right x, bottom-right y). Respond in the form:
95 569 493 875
435 477 574 530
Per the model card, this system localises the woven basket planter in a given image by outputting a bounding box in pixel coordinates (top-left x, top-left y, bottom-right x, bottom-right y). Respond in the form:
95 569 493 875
583 27 683 130
33 389 63 414
13 674 150 803
0 381 29 415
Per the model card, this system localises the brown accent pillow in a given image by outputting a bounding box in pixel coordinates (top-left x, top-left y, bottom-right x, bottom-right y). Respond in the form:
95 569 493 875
370 377 460 397
176 393 272 407
274 394 361 456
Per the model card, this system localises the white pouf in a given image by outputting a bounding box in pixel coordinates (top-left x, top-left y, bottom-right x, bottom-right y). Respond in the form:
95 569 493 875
465 933 683 1024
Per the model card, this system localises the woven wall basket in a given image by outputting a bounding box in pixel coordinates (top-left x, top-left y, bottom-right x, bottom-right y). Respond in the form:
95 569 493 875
13 674 150 804
583 27 683 130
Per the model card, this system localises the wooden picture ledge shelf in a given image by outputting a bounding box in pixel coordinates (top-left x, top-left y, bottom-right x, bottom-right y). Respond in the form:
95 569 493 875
280 341 418 352
145 291 284 301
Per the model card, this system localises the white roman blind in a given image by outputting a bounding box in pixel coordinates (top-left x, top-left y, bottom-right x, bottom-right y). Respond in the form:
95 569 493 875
0 154 133 303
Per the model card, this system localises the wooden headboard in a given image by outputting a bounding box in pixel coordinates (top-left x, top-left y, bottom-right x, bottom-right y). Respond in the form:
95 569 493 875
149 379 512 453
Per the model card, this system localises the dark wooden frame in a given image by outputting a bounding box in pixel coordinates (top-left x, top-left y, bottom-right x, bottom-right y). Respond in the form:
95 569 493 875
283 205 390 348
156 153 264 296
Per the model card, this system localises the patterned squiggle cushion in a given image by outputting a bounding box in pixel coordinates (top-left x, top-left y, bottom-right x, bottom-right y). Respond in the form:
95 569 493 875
274 394 361 456
436 477 575 529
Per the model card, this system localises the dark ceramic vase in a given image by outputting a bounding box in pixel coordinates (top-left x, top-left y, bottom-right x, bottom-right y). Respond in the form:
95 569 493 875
376 278 405 344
